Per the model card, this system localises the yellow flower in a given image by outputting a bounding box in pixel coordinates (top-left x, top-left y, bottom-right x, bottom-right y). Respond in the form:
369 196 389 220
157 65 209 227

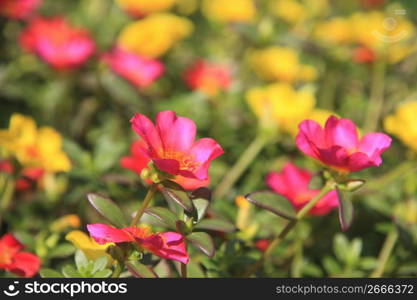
117 13 193 58
350 11 414 50
116 0 176 17
202 0 256 23
314 17 353 45
384 101 417 152
271 0 306 24
66 231 113 262
51 215 81 232
235 196 251 230
0 114 71 173
248 46 317 83
246 83 316 135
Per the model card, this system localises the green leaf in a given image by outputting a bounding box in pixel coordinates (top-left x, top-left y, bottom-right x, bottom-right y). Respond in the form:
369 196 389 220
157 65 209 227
194 218 236 233
191 187 212 201
245 191 296 220
126 261 158 278
62 265 81 278
160 181 193 212
47 243 75 258
93 269 112 278
336 187 354 231
75 250 88 270
192 198 210 221
186 232 215 258
93 257 108 273
145 207 179 230
87 193 128 228
40 268 64 278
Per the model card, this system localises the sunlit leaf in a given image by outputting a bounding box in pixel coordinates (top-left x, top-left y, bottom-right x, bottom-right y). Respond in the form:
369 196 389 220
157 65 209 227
336 187 354 231
145 206 179 230
186 232 215 258
245 191 296 220
87 193 128 228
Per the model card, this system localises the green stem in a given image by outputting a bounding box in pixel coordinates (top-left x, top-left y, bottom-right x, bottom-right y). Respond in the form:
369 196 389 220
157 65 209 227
364 58 386 132
370 229 398 278
180 263 187 278
244 181 335 277
111 262 124 278
130 184 158 227
213 135 268 200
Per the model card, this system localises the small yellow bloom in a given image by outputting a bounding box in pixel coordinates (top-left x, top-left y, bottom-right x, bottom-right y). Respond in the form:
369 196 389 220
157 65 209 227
51 215 81 232
66 231 113 262
248 46 317 83
202 0 256 23
0 114 71 173
271 0 306 24
116 0 176 17
246 83 316 135
384 101 417 152
350 11 414 50
314 17 353 45
117 13 193 58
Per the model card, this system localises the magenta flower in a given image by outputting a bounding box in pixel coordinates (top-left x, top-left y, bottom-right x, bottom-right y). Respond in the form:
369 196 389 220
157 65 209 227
267 163 339 216
19 17 95 70
104 48 164 88
296 116 391 173
87 224 189 264
130 110 224 189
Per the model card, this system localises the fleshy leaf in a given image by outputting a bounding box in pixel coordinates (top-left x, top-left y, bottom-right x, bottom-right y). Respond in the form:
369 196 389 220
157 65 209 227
194 218 236 233
245 191 296 220
87 193 128 228
186 232 215 258
336 187 354 231
161 181 193 212
192 198 210 221
145 206 179 230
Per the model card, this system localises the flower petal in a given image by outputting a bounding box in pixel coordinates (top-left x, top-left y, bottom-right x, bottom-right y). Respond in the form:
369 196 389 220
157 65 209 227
130 113 163 157
7 252 41 278
87 224 134 245
359 132 392 164
296 120 325 160
324 116 359 150
188 138 224 180
155 110 196 152
141 232 189 264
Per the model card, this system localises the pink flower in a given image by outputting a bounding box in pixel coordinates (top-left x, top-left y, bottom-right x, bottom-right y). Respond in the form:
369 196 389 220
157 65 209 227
0 0 41 20
0 233 41 277
104 48 164 88
130 110 224 190
87 224 189 264
267 162 339 216
20 17 95 70
183 60 232 96
296 116 391 173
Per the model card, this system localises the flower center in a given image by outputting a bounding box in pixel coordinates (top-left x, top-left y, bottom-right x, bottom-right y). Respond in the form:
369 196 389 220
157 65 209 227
162 150 200 172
